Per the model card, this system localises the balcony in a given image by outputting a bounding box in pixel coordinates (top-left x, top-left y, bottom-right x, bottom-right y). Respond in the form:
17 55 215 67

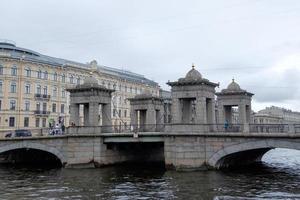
34 110 50 116
34 93 51 101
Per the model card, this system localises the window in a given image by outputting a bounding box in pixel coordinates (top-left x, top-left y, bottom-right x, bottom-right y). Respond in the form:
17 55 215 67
62 74 65 83
25 101 30 111
124 110 127 118
43 86 47 95
53 72 58 81
9 117 15 127
0 64 3 75
10 100 16 110
25 67 31 77
53 87 57 97
35 118 40 127
119 109 121 117
69 75 74 84
37 70 42 79
42 118 46 127
25 84 30 94
0 99 2 110
61 88 66 98
130 87 132 93
42 103 47 111
10 82 17 93
24 117 29 127
44 71 48 79
52 103 56 113
77 77 80 84
61 104 65 113
125 86 127 92
36 102 40 111
37 85 41 94
11 65 17 76
0 81 2 93
113 109 116 117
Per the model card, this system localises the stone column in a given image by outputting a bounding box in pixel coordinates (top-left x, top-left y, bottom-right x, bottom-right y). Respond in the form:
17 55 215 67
130 107 137 125
70 103 80 126
102 103 112 126
210 100 216 131
102 103 112 132
83 104 89 126
171 98 182 123
146 105 156 131
196 97 206 124
89 102 99 126
218 103 225 125
239 104 248 132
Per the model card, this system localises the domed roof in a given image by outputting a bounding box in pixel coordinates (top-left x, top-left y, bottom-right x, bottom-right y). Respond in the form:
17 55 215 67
83 72 98 86
227 79 241 91
185 65 202 80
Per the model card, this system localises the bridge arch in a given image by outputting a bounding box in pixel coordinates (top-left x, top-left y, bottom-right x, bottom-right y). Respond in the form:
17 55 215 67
208 140 300 169
0 142 65 165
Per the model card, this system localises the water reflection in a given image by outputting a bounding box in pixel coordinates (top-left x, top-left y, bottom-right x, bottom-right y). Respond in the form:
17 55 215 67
0 148 299 199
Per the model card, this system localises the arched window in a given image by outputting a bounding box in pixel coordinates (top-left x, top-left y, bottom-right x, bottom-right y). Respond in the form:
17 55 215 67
37 70 42 79
11 65 17 76
53 87 57 97
43 86 47 95
77 77 80 84
61 88 66 98
37 85 41 94
25 83 31 94
62 74 65 83
25 67 31 77
69 75 74 84
53 72 58 81
10 82 17 93
44 71 48 80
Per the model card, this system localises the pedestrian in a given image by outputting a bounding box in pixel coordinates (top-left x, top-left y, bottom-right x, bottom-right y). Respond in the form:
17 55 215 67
224 120 229 131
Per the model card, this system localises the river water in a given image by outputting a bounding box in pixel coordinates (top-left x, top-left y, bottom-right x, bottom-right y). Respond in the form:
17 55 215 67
0 148 299 200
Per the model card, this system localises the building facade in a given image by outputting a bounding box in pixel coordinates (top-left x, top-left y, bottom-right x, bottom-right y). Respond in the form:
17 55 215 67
254 106 300 124
0 40 159 131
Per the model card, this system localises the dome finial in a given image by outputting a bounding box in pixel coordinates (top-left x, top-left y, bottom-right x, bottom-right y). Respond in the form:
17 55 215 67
192 63 195 69
232 77 235 82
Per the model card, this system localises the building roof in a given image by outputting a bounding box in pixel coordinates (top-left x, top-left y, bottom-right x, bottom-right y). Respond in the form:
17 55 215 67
216 79 254 96
0 40 158 87
167 65 219 87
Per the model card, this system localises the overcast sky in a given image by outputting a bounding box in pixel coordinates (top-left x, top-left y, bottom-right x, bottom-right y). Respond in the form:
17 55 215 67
1 0 300 112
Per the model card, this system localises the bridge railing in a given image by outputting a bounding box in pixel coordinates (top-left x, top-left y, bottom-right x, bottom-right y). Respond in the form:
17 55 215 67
66 124 165 134
249 124 290 133
164 123 244 133
294 124 300 133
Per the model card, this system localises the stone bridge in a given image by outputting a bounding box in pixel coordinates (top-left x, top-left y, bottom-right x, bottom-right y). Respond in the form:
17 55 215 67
0 124 299 170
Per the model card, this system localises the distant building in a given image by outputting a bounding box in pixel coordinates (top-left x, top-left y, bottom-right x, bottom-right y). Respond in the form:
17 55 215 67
254 106 300 124
0 40 159 131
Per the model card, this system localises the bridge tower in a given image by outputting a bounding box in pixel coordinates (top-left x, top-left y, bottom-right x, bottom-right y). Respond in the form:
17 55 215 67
216 79 253 131
67 72 115 127
167 65 219 124
129 92 164 131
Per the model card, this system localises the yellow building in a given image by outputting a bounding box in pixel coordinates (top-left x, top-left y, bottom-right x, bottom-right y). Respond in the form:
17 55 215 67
0 40 159 132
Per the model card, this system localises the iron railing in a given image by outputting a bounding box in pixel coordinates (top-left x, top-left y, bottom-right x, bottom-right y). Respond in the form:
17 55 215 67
34 94 51 100
34 110 50 115
249 124 290 133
